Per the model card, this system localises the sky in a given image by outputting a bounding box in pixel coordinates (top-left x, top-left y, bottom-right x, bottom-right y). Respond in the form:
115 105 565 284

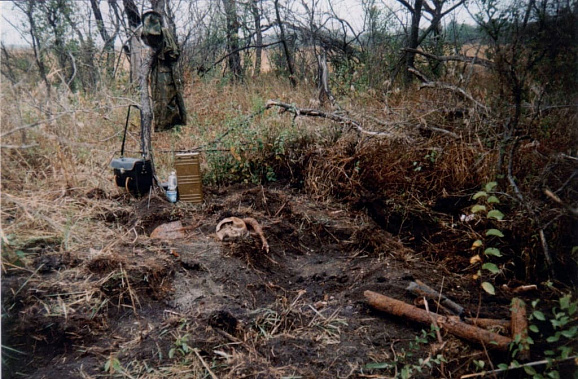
0 0 476 48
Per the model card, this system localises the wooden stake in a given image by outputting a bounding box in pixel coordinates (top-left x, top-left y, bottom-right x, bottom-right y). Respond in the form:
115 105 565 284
364 290 512 351
511 297 530 360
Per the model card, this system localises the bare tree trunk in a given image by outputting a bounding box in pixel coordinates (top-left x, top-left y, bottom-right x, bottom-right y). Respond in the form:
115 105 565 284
404 0 423 85
222 0 243 81
139 52 154 160
274 0 296 87
251 0 262 76
18 1 51 99
317 49 336 107
123 0 142 83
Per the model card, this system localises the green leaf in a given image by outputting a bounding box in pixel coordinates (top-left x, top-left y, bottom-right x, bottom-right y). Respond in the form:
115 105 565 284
559 294 571 310
364 362 393 370
472 205 487 213
487 210 505 220
558 346 572 359
485 182 498 192
482 262 500 274
546 332 560 343
568 301 577 316
529 325 539 333
523 366 538 376
486 229 504 237
544 350 555 356
484 247 503 257
547 371 560 379
473 191 488 200
481 282 495 295
487 195 500 204
498 363 509 370
532 311 546 321
561 326 577 339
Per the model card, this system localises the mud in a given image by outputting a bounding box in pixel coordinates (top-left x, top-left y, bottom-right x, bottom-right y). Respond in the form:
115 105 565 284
0 184 541 378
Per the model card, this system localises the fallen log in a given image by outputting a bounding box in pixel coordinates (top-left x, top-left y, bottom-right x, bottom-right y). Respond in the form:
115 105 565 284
364 290 512 351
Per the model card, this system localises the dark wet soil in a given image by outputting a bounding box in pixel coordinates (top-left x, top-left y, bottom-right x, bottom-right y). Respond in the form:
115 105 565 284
1 184 533 378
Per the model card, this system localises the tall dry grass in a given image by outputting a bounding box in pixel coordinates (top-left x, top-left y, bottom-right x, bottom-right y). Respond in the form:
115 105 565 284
1 52 577 282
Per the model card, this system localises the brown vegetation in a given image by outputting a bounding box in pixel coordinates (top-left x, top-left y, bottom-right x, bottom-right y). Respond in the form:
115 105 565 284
1 39 577 378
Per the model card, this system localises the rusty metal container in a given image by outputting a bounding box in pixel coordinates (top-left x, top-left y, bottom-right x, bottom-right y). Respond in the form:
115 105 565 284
174 152 203 203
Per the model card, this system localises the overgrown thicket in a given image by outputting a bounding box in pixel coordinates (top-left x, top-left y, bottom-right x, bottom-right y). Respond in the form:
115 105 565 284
1 0 577 377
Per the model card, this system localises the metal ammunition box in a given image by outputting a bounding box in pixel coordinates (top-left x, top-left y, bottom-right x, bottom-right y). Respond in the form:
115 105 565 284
174 152 203 203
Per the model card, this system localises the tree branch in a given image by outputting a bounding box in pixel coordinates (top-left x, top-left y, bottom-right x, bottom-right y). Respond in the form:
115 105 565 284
408 67 490 113
266 100 394 137
403 48 494 69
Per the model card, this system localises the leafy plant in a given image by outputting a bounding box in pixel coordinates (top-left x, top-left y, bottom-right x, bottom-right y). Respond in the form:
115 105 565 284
104 354 123 374
169 333 192 359
496 294 578 379
362 325 447 378
470 181 506 295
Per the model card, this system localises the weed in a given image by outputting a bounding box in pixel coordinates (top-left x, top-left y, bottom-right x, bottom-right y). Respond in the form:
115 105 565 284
470 181 506 295
362 325 447 378
494 294 578 378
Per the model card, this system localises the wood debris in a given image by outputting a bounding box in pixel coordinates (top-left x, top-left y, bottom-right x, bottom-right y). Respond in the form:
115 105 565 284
364 290 512 351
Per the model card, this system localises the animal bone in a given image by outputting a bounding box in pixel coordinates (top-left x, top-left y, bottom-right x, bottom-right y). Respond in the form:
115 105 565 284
216 217 269 252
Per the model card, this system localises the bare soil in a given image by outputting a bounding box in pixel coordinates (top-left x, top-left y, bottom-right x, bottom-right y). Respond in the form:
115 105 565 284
2 183 527 379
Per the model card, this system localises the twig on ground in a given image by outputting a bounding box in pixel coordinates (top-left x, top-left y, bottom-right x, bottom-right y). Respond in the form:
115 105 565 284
544 189 578 217
193 348 218 379
460 356 578 378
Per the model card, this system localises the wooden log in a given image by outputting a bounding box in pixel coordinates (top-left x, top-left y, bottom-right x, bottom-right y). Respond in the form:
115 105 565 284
511 297 530 360
448 316 510 332
364 290 512 351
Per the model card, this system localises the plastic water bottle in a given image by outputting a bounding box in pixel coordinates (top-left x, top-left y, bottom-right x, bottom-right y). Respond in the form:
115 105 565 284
167 171 177 203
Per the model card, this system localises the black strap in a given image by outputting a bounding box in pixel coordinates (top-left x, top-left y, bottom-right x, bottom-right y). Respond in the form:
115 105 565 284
120 105 141 157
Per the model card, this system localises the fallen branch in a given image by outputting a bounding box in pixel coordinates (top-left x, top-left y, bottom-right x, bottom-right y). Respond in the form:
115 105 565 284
403 48 494 69
364 290 512 351
266 100 459 139
544 189 578 217
193 348 218 379
460 356 578 378
407 280 464 316
408 68 490 113
266 100 394 137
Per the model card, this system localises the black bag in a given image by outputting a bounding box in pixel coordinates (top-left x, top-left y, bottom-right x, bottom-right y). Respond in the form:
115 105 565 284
110 106 153 197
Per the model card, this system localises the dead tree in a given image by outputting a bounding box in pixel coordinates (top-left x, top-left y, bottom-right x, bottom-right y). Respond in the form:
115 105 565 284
274 0 297 87
222 0 243 81
89 0 117 76
250 0 263 76
122 0 142 83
